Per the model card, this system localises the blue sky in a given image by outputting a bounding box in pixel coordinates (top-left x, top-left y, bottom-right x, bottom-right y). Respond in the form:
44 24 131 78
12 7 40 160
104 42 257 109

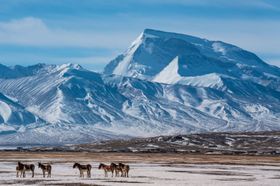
0 0 279 71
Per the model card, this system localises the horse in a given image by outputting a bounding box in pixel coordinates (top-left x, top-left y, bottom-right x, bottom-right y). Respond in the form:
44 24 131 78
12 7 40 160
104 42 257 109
73 163 91 178
38 162 52 178
17 162 35 178
110 163 123 177
118 163 130 177
98 163 114 177
16 165 23 178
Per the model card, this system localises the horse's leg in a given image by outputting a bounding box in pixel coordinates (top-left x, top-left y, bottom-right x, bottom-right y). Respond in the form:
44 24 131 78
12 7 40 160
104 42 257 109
23 170 26 178
43 170 45 178
32 170 34 178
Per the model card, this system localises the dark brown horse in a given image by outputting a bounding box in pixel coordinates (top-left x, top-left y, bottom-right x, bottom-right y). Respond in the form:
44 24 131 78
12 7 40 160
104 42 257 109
16 165 23 178
17 162 35 178
73 163 91 178
110 163 123 177
38 162 52 178
98 163 114 177
118 163 130 177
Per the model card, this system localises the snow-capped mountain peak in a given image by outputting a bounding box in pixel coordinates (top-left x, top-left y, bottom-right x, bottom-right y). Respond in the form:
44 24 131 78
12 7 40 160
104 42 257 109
104 29 279 91
0 29 280 145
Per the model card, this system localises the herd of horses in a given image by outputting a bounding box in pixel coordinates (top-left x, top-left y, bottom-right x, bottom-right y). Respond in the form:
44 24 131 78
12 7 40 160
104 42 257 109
16 161 130 178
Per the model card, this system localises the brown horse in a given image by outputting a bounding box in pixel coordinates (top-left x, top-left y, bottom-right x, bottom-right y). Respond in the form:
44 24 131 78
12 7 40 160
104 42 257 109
73 163 91 178
17 162 35 178
16 165 23 178
110 163 123 177
119 163 130 177
98 163 114 177
38 162 52 178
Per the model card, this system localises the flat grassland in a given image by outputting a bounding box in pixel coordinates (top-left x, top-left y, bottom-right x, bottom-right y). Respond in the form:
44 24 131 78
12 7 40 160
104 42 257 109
0 152 280 185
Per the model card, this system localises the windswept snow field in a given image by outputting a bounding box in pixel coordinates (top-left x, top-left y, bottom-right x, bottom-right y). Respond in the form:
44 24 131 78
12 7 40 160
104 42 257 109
0 152 279 185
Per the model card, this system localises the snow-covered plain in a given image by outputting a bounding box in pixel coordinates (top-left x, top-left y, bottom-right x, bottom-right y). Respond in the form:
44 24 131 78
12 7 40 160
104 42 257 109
0 160 279 185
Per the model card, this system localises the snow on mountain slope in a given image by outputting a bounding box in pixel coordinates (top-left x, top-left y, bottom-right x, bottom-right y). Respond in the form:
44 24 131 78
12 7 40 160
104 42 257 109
0 62 279 145
153 56 225 89
0 29 280 145
104 29 280 91
153 56 182 84
0 64 127 125
0 92 41 134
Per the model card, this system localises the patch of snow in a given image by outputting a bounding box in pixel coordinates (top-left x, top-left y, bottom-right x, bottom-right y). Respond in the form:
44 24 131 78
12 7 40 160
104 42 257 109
0 101 12 122
113 33 143 75
153 56 181 84
212 42 227 55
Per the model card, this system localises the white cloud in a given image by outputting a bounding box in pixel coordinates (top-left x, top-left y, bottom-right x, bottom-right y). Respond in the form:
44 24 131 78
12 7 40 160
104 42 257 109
0 17 48 32
0 17 135 48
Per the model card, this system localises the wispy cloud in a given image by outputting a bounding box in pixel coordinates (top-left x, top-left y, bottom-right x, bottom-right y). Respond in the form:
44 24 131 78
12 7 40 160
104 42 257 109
0 17 136 48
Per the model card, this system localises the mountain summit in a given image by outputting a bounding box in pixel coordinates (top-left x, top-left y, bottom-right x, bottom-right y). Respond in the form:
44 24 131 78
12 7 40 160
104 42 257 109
104 29 279 88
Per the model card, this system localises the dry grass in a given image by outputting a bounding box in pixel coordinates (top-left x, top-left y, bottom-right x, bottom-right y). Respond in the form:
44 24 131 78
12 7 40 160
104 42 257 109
0 152 280 166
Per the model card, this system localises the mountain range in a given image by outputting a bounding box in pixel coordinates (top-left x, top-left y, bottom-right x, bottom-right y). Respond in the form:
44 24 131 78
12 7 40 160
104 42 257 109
0 29 279 145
